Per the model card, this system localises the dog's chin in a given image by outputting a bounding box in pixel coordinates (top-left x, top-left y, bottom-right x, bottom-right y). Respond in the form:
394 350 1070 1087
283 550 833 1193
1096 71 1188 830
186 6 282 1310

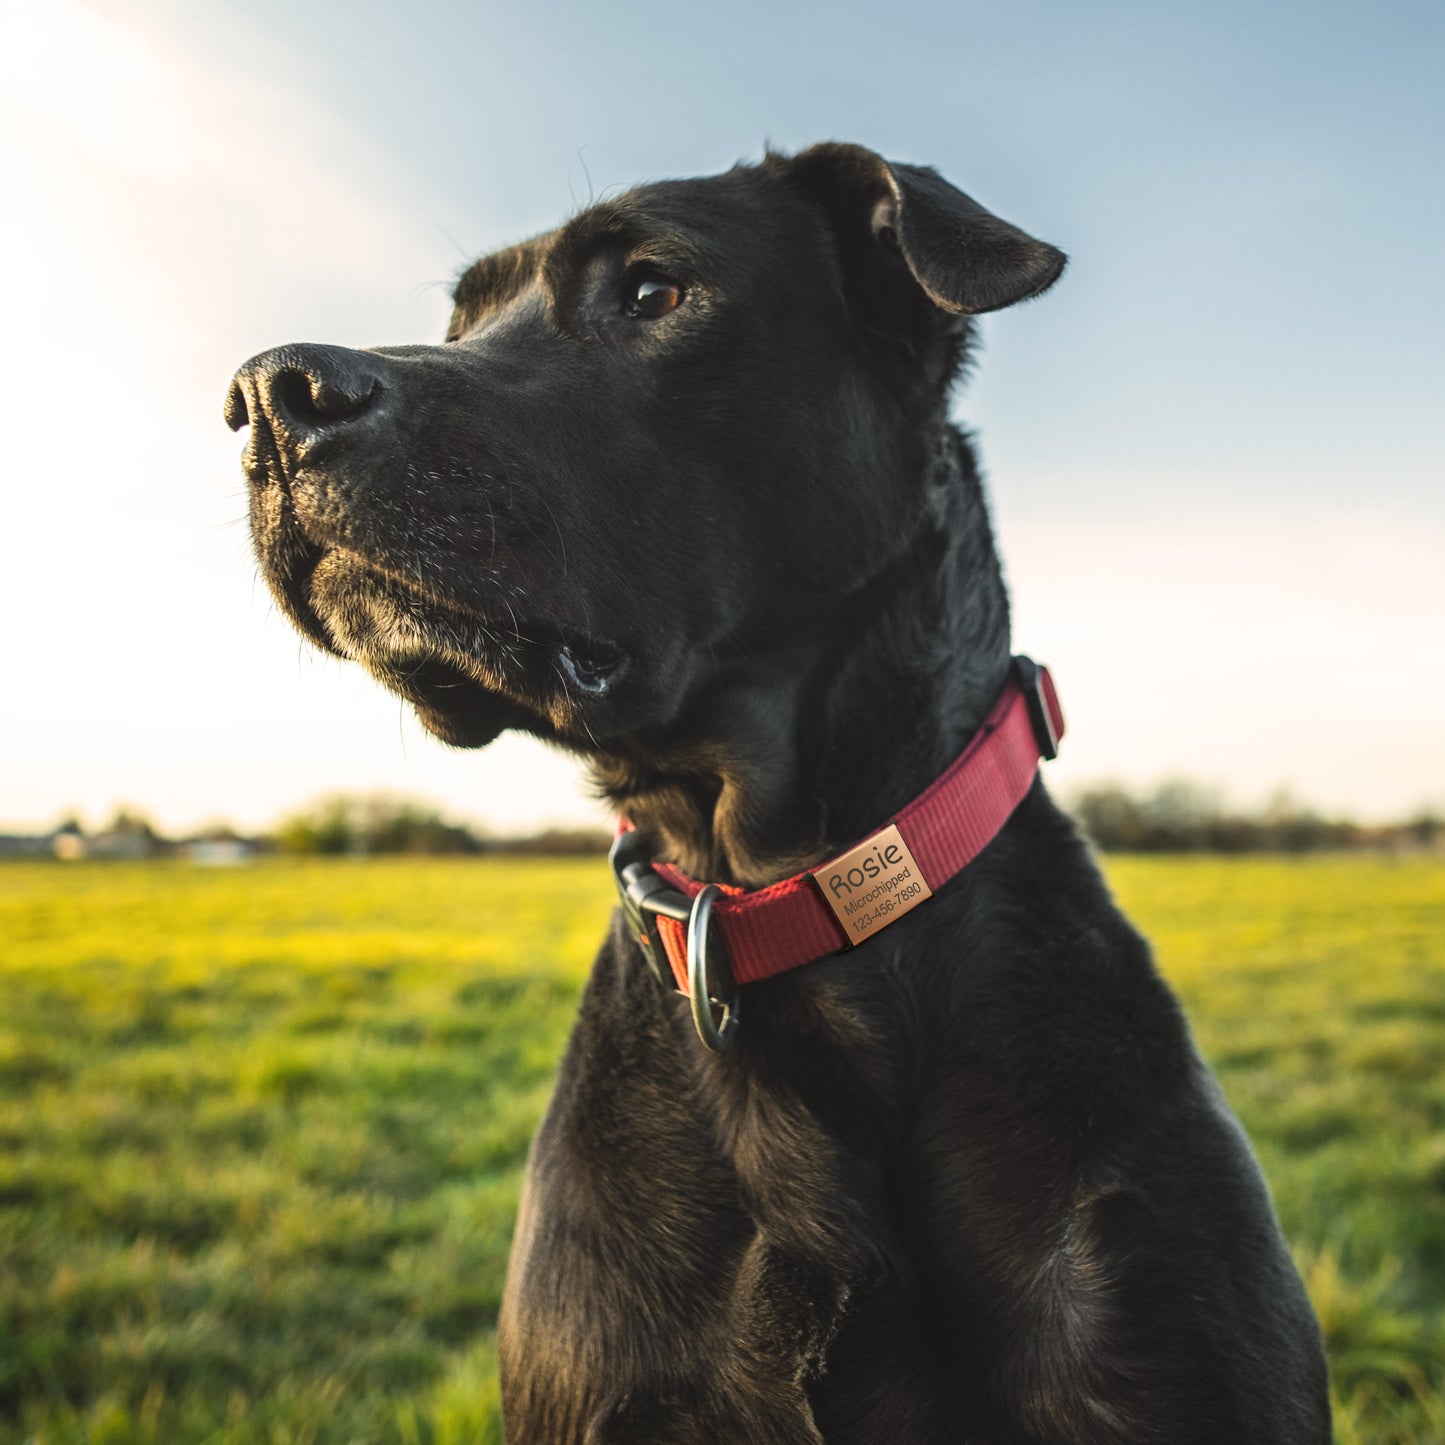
366 653 538 748
271 548 635 751
371 647 637 752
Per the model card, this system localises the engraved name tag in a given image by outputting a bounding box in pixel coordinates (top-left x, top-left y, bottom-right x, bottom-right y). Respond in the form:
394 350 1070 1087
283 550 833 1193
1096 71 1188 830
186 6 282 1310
811 823 933 945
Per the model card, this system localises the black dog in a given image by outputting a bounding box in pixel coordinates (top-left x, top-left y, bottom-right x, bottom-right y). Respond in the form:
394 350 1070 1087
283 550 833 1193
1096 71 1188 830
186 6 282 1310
229 143 1330 1443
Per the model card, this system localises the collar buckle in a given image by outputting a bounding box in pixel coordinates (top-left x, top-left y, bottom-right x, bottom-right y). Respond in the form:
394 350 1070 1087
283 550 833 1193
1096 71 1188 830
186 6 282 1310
609 831 741 1051
609 829 691 989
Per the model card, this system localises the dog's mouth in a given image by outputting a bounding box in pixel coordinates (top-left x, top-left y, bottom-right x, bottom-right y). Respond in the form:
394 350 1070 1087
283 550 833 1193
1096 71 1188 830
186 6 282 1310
267 538 631 748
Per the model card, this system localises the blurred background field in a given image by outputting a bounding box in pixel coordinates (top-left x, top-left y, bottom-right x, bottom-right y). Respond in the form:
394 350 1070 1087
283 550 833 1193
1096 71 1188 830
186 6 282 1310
1 853 1442 1444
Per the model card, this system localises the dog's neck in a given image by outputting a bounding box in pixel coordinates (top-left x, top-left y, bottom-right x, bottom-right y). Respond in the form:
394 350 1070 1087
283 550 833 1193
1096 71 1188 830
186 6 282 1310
591 425 1013 888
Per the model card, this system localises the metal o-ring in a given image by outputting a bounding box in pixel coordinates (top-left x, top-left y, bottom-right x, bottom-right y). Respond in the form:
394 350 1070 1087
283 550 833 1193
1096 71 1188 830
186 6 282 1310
686 885 740 1052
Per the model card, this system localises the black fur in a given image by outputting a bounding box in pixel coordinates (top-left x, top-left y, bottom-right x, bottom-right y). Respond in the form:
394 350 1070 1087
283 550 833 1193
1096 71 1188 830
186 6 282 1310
229 142 1330 1442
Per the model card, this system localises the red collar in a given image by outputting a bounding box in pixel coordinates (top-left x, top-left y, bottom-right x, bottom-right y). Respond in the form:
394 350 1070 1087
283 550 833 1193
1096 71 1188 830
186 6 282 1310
610 656 1064 1048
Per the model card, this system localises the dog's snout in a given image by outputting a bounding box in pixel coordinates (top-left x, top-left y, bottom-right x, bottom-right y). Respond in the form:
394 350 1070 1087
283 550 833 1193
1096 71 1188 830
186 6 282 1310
225 344 385 457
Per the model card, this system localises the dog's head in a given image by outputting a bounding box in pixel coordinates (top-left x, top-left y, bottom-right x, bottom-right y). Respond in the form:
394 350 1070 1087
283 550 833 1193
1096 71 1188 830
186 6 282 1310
228 143 1063 757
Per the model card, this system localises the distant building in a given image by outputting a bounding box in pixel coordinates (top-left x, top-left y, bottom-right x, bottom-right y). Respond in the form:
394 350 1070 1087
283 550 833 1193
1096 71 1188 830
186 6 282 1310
182 837 257 866
0 833 52 858
56 829 160 860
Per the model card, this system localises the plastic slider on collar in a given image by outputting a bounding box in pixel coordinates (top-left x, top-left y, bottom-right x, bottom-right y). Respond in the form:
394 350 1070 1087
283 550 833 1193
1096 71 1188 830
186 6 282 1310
1012 654 1060 761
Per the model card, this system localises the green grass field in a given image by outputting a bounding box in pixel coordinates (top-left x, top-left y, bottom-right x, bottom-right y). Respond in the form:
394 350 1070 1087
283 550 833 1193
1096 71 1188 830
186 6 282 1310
1 855 1442 1444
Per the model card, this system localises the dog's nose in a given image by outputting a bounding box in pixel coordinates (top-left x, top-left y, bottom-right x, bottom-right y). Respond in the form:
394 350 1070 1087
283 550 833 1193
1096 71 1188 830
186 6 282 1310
225 344 385 461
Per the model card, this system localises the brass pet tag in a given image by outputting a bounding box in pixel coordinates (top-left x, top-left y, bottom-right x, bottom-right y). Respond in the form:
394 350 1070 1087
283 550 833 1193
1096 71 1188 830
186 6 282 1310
811 823 932 946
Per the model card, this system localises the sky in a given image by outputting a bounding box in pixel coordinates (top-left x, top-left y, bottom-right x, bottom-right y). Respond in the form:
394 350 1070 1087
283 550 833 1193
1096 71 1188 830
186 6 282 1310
0 0 1441 836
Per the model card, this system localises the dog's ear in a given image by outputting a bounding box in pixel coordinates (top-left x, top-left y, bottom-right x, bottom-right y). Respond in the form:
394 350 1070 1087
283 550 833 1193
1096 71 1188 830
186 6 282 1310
768 141 1066 322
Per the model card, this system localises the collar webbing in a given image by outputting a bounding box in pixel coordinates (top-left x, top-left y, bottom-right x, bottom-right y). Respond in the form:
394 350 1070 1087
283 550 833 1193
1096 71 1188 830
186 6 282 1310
611 656 1063 1028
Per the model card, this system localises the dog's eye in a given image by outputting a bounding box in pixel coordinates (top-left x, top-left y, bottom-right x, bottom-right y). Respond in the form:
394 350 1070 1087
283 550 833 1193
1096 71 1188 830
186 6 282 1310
626 275 684 320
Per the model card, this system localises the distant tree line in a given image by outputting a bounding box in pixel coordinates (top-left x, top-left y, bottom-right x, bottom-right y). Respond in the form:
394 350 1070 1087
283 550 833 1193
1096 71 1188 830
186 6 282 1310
1069 780 1441 854
9 795 610 860
13 787 1441 861
274 794 481 855
271 793 609 856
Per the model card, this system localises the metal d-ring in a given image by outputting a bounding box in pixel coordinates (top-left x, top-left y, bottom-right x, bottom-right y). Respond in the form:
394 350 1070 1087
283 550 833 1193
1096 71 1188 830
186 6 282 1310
686 885 740 1052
